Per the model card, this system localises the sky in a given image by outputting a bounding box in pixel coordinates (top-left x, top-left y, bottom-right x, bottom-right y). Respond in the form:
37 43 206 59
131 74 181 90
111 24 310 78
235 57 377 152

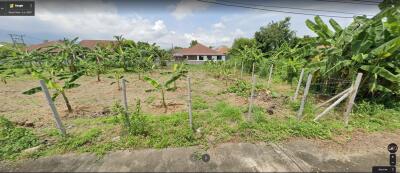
0 0 381 48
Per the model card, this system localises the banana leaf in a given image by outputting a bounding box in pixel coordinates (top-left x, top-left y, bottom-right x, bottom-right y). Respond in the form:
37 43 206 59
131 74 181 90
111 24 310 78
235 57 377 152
315 16 334 38
329 19 343 33
165 73 183 88
371 36 400 58
22 86 42 95
143 76 161 90
361 65 399 83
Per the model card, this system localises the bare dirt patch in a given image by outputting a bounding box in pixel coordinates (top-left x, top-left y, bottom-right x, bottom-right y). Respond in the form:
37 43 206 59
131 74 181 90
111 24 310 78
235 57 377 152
2 68 286 127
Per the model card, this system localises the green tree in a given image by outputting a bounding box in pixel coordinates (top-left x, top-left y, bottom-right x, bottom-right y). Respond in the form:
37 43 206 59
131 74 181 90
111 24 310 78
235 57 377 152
86 46 111 81
379 0 400 10
229 38 257 57
49 37 83 73
190 40 198 47
254 17 295 53
304 7 400 97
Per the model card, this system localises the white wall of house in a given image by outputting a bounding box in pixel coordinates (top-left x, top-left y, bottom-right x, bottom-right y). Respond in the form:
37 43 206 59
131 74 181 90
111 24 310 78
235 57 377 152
187 55 225 62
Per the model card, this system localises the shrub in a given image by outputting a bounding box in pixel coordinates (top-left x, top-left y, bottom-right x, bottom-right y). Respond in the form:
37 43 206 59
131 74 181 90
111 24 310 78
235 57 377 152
129 100 148 136
113 100 149 136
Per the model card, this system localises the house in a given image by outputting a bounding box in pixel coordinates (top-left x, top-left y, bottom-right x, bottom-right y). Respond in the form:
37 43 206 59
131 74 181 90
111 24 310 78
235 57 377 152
25 40 63 52
173 43 226 64
79 40 115 49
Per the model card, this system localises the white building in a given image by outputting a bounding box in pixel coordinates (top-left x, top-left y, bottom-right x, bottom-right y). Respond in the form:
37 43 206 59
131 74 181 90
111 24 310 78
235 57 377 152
173 43 226 64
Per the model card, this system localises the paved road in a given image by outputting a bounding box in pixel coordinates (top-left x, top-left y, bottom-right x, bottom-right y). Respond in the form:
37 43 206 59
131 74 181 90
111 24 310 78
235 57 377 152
1 140 391 172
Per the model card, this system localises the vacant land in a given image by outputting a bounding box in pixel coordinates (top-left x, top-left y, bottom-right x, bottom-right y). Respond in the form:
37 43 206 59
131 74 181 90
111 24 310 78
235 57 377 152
1 65 399 162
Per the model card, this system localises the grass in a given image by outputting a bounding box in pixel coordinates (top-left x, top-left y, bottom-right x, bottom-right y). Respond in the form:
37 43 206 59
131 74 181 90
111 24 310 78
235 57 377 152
192 96 208 110
0 116 40 160
4 96 400 161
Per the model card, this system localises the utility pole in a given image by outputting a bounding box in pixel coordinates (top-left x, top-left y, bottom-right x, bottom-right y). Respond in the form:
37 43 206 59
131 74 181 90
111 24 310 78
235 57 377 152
9 34 26 47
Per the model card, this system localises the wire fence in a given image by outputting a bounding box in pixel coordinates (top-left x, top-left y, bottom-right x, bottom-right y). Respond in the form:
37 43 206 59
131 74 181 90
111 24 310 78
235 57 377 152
309 77 353 97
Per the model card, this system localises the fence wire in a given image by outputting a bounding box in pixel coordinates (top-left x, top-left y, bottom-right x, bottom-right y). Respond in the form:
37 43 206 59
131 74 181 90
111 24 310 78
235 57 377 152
309 77 353 98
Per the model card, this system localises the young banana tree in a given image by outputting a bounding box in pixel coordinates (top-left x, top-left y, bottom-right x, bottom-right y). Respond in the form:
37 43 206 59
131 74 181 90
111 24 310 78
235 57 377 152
86 46 111 81
49 37 83 73
0 53 16 84
108 70 125 90
143 71 186 113
23 70 85 113
220 62 233 86
0 67 15 84
160 63 188 88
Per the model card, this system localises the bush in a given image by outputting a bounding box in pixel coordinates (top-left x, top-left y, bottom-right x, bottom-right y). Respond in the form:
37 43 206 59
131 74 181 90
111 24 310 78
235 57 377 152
0 116 40 160
112 100 149 136
129 100 148 136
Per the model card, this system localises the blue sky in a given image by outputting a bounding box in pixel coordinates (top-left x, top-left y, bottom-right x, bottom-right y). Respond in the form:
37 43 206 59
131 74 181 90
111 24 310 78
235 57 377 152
0 0 381 48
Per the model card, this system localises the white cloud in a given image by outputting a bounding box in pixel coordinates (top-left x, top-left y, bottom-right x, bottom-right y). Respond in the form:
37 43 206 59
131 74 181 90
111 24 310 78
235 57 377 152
32 1 170 41
180 26 245 47
213 22 225 30
0 0 175 47
152 20 166 31
171 0 211 20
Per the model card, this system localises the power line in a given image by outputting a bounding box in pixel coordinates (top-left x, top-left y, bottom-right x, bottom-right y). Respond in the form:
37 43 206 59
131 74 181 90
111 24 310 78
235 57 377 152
8 34 25 47
24 35 45 42
218 0 374 16
312 0 380 5
351 0 382 3
197 0 356 18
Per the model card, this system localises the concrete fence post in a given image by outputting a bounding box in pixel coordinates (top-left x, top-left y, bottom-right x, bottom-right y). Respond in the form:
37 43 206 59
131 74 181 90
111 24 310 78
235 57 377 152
121 79 128 112
292 68 304 101
267 64 274 88
248 63 256 119
39 80 66 136
187 76 193 129
344 73 363 126
296 74 312 120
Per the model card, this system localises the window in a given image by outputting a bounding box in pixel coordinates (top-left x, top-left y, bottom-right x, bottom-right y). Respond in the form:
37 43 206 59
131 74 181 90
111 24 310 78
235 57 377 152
217 56 222 60
188 55 197 60
207 56 212 60
199 56 204 60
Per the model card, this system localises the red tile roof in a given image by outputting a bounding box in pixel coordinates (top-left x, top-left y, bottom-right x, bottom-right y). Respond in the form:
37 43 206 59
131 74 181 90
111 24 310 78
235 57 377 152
215 46 229 55
174 43 224 56
79 40 115 49
25 40 62 52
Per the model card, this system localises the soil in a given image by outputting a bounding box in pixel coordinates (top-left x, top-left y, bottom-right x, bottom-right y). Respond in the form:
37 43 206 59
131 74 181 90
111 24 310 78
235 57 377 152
0 69 288 128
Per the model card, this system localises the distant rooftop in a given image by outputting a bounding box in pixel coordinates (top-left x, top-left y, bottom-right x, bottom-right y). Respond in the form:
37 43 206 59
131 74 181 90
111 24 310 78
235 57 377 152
215 45 229 55
25 40 63 52
79 40 116 49
173 43 224 56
